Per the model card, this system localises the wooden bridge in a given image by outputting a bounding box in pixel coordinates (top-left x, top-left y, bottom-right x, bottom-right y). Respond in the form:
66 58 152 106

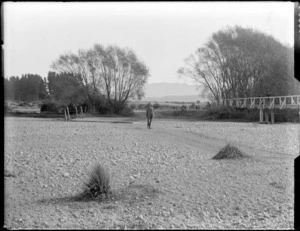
221 95 300 110
220 95 300 123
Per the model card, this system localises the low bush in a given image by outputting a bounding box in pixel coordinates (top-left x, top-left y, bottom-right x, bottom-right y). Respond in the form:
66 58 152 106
4 102 11 113
129 104 137 110
189 103 196 110
40 101 60 113
18 102 26 107
203 107 300 123
120 107 134 117
243 109 260 121
92 95 110 114
82 164 112 201
153 102 160 109
138 104 146 110
213 143 249 160
274 108 299 122
203 107 259 121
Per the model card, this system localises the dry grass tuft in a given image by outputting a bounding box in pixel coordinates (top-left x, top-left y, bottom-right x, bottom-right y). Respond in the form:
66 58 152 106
81 164 112 201
213 143 249 160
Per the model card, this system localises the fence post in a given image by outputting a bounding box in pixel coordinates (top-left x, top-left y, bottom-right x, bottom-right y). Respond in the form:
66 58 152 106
81 106 83 116
259 108 264 123
75 106 78 118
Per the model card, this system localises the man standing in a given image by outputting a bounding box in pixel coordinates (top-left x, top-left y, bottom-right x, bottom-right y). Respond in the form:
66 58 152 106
146 102 154 129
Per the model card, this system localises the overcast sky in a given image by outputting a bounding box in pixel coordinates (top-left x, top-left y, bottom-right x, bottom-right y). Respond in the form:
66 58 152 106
3 2 294 85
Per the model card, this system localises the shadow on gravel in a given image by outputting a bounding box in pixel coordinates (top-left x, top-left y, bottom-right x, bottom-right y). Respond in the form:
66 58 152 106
114 184 161 205
36 184 161 206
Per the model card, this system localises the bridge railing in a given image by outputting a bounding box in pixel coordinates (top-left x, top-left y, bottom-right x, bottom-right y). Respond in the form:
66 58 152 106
221 95 300 109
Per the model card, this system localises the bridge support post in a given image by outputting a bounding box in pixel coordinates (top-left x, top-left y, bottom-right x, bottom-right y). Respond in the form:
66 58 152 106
259 108 264 123
271 110 275 124
265 110 269 124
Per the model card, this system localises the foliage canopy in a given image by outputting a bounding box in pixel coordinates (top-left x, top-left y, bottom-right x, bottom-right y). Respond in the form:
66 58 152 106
51 44 149 113
178 26 299 104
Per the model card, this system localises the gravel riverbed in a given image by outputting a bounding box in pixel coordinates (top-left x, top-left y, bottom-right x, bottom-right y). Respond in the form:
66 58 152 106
4 116 298 229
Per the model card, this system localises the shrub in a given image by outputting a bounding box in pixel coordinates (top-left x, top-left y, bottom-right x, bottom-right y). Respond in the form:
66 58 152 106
189 103 196 110
40 101 60 113
204 107 299 123
18 102 26 107
137 104 146 110
57 106 65 114
153 102 160 109
83 164 112 200
120 107 134 117
172 110 182 116
274 108 299 123
129 104 136 110
203 107 254 121
92 95 110 114
203 102 211 110
218 108 231 119
4 102 11 113
212 143 249 160
244 108 259 121
181 105 187 111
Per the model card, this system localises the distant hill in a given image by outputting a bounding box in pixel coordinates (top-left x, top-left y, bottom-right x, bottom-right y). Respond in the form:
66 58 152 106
143 95 205 103
143 83 207 102
144 82 199 97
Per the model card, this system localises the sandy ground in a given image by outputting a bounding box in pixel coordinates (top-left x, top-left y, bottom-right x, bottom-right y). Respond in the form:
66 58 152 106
4 116 299 229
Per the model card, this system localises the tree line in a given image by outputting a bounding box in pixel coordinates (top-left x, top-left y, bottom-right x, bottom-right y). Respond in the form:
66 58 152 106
4 26 299 113
50 44 149 113
4 74 48 101
5 44 149 114
178 26 300 104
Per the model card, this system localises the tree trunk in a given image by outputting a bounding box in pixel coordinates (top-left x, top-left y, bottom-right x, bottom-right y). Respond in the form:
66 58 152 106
75 106 78 118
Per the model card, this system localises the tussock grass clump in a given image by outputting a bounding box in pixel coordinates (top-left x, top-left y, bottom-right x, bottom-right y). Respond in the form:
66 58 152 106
213 143 248 160
82 164 112 200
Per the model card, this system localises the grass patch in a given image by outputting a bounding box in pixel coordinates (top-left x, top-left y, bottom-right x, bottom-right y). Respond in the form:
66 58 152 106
203 107 299 123
79 164 113 202
213 143 249 160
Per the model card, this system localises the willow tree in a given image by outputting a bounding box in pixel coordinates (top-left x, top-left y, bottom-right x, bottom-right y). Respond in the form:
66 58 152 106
51 44 149 113
178 26 296 104
85 44 149 112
